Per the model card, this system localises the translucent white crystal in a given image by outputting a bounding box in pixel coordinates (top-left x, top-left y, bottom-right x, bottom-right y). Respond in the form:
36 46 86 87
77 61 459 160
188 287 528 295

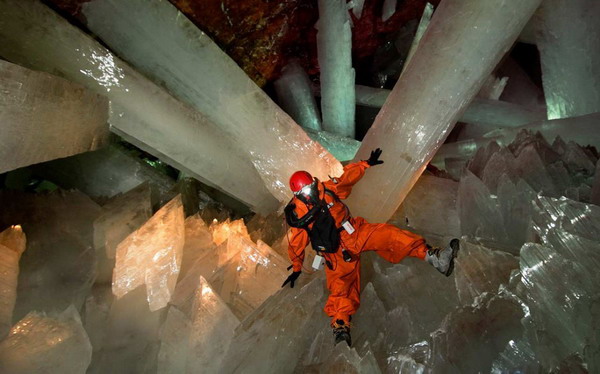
389 174 460 239
351 0 365 18
221 275 327 373
113 196 185 311
0 305 92 374
93 183 152 282
90 285 162 373
430 292 525 373
382 0 396 22
274 60 322 131
0 0 279 213
210 218 251 246
454 240 519 305
79 0 342 204
436 113 600 165
403 2 434 70
346 0 543 223
0 60 108 175
0 190 100 320
29 144 176 206
458 170 508 243
535 0 600 119
317 0 356 137
157 306 190 374
179 214 215 279
207 236 289 319
167 276 239 373
477 75 509 100
497 57 546 109
0 225 25 337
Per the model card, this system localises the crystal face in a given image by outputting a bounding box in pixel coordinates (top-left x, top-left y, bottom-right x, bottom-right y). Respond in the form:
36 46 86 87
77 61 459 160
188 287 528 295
0 60 109 174
345 0 544 223
112 196 185 311
535 0 600 119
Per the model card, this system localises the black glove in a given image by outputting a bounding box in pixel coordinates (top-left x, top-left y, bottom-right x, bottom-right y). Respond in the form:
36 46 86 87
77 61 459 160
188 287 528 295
282 265 301 288
365 148 384 166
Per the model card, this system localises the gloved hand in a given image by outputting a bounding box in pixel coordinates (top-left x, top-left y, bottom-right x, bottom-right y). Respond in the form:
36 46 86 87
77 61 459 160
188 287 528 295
365 148 384 166
282 265 301 288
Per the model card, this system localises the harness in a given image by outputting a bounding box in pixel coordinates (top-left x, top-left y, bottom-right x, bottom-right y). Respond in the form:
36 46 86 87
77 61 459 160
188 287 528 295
284 188 351 254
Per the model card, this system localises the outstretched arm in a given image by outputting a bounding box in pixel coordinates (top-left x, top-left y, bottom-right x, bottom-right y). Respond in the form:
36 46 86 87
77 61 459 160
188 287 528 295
328 148 384 199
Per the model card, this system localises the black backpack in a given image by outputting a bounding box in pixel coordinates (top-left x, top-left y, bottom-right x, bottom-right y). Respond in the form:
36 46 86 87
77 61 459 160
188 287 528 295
284 189 343 254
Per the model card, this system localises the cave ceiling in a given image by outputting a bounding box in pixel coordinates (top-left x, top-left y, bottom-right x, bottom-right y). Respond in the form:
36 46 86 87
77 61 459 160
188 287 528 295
43 0 439 87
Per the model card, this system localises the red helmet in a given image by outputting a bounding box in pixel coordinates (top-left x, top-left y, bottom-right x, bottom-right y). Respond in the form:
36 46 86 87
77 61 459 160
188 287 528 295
290 171 319 204
289 171 314 192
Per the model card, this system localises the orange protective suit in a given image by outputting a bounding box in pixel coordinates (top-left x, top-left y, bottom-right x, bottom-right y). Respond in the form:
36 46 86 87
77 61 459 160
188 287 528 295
287 161 429 326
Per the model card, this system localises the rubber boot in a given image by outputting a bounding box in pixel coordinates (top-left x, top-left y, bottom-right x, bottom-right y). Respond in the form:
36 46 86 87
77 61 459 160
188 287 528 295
425 239 460 276
332 320 352 347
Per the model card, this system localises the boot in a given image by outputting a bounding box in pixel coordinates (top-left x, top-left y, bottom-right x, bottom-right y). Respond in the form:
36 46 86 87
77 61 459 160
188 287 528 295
425 239 460 276
332 319 352 347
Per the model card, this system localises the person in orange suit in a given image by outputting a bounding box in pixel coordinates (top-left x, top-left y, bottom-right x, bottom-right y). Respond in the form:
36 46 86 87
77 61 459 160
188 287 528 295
282 148 460 346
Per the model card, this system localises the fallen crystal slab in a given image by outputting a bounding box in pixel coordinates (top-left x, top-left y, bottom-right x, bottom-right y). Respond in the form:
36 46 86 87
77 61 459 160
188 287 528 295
0 60 109 174
113 196 185 311
79 0 342 203
0 225 26 338
0 190 100 321
454 240 519 305
93 183 152 282
317 0 356 137
435 113 600 166
535 0 600 119
389 174 460 239
274 60 322 131
0 0 279 213
30 144 176 207
346 0 543 223
355 85 545 129
0 305 92 374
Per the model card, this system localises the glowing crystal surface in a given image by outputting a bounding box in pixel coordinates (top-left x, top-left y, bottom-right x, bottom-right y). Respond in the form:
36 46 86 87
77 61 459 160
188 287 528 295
113 196 185 311
0 225 26 338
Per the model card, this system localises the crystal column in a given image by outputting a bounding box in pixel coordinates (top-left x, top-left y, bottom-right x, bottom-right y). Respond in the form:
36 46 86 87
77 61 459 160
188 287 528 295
0 0 279 214
346 0 543 223
0 60 109 174
317 0 356 138
79 0 342 203
535 0 600 119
